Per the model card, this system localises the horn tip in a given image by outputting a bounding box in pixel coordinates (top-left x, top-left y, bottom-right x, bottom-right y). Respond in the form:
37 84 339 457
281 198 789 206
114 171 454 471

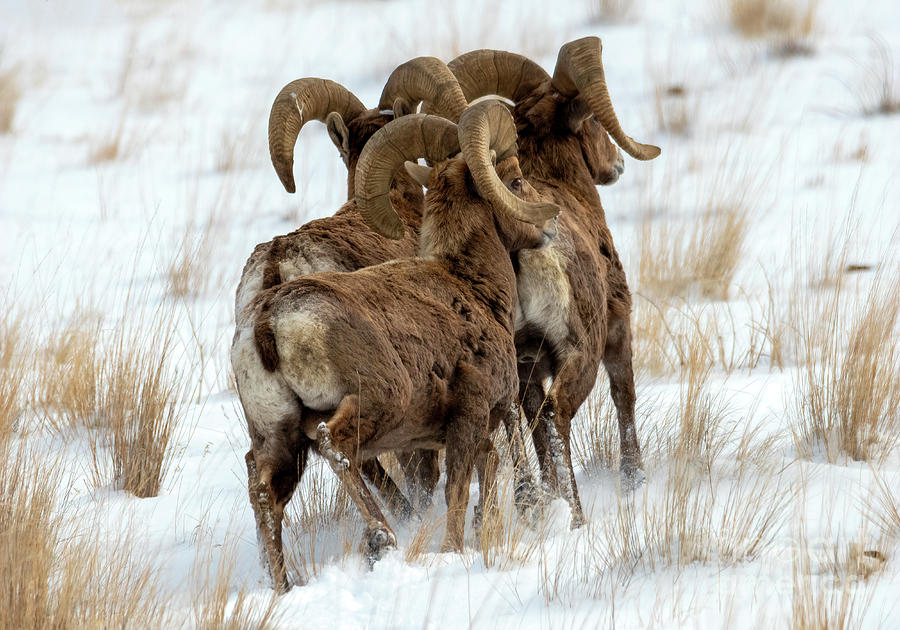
639 144 662 160
279 172 296 193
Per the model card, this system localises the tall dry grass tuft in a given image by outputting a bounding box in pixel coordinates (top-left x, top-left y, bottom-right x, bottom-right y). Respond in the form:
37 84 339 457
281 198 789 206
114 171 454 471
790 268 900 464
98 306 186 497
476 464 548 571
34 299 191 497
0 452 172 628
541 348 792 602
0 307 31 450
571 384 619 473
0 62 20 133
0 452 59 629
638 179 751 301
727 0 819 56
34 309 102 432
857 38 900 117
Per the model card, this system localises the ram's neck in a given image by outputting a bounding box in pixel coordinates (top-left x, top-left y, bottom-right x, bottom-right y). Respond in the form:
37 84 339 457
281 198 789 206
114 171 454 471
421 212 517 324
518 135 601 206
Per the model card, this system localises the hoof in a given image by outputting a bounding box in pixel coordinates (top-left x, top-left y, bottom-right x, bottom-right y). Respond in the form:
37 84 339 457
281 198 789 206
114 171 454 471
273 572 293 594
363 527 396 568
513 481 544 524
620 465 646 493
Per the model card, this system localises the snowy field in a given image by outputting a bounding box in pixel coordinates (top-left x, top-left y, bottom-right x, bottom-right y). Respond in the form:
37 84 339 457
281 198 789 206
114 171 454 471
2 0 899 627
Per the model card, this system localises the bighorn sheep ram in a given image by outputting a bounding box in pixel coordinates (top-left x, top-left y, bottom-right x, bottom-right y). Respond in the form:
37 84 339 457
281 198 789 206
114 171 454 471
233 101 559 591
235 58 469 518
437 37 662 527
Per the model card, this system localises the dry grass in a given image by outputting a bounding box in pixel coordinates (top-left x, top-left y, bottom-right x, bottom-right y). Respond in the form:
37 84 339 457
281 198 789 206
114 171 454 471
638 179 751 301
88 109 135 164
32 299 191 497
867 471 900 541
0 452 172 629
790 267 900 464
167 220 214 299
727 0 819 56
0 62 20 133
832 132 870 163
283 461 360 582
34 309 103 432
542 342 792 603
0 307 31 450
631 287 785 379
543 459 793 602
571 384 619 473
857 38 900 117
191 535 280 629
94 306 186 497
790 521 885 628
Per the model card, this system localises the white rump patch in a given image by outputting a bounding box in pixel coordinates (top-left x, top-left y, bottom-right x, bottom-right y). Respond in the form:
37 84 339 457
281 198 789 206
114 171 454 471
275 310 343 411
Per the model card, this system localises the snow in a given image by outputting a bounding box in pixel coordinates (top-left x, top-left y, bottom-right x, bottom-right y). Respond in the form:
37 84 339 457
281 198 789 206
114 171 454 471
2 0 899 627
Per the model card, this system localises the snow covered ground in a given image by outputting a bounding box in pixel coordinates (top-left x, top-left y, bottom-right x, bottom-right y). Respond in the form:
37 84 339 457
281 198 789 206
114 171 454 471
2 0 899 627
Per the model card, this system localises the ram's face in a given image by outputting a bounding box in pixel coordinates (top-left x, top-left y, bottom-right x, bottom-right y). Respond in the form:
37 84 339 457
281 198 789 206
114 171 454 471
494 157 557 251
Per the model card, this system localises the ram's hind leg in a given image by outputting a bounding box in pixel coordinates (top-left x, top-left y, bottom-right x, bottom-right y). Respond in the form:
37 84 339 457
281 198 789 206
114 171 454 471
519 377 560 502
246 443 307 593
500 402 540 521
472 437 501 548
316 395 397 567
603 315 644 490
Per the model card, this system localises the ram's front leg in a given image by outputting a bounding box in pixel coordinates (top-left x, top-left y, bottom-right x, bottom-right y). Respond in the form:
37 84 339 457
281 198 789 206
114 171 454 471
316 395 397 567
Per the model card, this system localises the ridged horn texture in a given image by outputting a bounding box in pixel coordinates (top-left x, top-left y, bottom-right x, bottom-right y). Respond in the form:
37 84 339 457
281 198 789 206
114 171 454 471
447 49 550 103
379 57 468 122
355 114 461 239
458 100 560 225
551 37 661 161
268 78 366 193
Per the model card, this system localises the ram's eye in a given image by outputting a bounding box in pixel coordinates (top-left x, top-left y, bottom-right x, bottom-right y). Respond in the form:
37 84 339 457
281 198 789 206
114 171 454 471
508 177 523 192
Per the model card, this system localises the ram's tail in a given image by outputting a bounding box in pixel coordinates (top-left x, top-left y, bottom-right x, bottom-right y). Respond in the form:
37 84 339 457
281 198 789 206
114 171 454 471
254 300 280 372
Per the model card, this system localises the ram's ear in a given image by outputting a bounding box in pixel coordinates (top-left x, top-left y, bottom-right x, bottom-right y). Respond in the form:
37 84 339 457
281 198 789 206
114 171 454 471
392 97 414 118
325 111 352 164
404 160 433 187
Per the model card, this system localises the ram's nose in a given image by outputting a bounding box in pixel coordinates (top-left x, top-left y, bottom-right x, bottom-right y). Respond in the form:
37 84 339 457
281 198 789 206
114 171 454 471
541 216 559 247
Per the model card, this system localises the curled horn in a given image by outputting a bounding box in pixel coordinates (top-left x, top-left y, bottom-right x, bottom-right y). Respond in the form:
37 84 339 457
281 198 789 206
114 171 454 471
447 49 549 103
355 114 460 239
379 57 468 122
552 37 660 161
268 78 366 193
458 100 559 226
